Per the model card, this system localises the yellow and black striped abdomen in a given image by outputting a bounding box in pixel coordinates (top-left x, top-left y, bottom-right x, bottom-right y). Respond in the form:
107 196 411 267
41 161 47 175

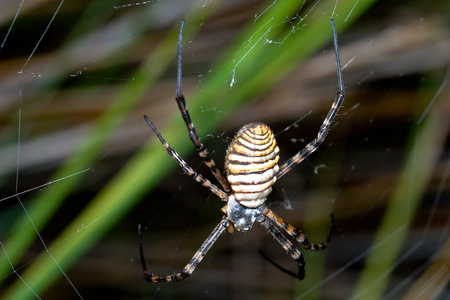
225 123 279 208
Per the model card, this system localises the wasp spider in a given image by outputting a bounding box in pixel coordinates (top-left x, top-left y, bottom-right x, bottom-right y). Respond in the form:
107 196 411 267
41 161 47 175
139 18 345 282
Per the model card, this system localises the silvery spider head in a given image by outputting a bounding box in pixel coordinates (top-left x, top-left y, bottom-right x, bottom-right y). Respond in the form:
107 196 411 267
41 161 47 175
226 194 265 232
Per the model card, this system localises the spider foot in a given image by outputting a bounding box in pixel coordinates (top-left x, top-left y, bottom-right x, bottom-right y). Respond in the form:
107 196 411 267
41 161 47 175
258 250 305 280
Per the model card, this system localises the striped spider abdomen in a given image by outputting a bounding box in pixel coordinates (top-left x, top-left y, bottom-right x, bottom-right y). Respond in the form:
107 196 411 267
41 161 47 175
225 122 280 208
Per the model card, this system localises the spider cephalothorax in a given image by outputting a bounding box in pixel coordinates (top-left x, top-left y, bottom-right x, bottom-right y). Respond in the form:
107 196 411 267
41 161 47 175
139 18 344 283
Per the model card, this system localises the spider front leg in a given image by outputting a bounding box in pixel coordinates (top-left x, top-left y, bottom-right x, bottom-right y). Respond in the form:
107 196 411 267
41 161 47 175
263 207 334 250
258 209 333 280
257 215 307 280
138 220 228 282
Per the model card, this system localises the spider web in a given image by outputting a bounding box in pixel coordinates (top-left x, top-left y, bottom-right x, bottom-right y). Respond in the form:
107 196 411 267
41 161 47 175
0 0 449 299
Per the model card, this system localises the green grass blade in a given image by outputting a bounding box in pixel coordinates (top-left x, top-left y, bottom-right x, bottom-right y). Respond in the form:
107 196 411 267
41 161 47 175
352 74 448 299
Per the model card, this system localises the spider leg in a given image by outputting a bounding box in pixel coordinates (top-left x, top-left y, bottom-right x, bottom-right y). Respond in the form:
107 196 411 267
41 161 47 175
174 20 232 193
263 207 333 250
277 18 345 179
258 249 300 279
144 115 227 200
257 215 306 280
138 220 228 282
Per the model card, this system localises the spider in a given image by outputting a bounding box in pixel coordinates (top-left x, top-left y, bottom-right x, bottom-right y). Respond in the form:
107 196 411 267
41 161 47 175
139 18 345 282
